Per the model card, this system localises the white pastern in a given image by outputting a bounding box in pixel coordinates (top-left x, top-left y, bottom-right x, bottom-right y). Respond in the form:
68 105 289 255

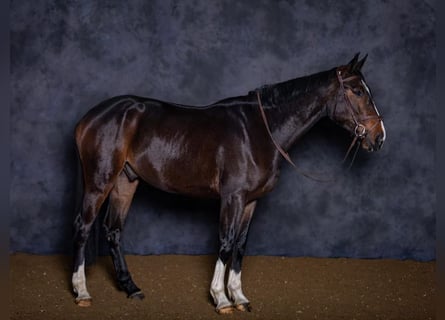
210 259 232 310
227 269 249 306
72 261 92 301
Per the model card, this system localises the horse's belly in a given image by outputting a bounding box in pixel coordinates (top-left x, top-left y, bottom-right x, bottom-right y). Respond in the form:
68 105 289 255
129 151 221 198
125 107 276 199
139 168 221 198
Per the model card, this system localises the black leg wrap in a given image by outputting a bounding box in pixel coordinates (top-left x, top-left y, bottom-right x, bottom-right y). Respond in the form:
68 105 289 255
117 273 144 299
106 228 143 298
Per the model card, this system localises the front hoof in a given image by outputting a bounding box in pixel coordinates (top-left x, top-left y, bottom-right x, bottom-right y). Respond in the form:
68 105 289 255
216 306 235 315
75 298 92 307
235 303 252 312
128 291 145 300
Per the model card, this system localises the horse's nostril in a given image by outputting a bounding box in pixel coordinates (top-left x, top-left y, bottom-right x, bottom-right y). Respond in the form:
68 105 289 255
375 133 384 149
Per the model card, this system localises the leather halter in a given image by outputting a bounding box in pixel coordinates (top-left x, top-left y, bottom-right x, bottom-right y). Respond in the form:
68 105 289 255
335 69 383 164
255 69 383 180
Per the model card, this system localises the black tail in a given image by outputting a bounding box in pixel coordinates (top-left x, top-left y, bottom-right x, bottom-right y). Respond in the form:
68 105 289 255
73 147 99 266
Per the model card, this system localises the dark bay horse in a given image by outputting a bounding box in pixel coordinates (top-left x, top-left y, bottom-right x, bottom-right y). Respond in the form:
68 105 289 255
72 54 386 313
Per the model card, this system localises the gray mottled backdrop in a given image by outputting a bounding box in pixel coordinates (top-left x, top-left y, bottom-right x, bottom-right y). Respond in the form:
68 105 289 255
10 0 435 260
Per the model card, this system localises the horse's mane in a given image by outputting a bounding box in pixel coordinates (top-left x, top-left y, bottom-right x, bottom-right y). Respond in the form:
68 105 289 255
146 67 337 110
251 68 335 108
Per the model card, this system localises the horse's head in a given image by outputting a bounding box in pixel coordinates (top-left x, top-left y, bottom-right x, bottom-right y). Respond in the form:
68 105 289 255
329 53 386 152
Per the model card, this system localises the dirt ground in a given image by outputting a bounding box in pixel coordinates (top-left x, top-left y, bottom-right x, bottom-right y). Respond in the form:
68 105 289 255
10 253 435 320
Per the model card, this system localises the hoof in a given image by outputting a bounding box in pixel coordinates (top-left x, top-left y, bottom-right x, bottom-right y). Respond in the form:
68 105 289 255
128 291 145 300
75 298 92 307
216 306 235 315
235 303 252 312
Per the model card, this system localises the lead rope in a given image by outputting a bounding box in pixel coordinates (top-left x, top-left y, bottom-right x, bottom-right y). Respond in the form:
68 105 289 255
343 136 361 169
256 90 334 183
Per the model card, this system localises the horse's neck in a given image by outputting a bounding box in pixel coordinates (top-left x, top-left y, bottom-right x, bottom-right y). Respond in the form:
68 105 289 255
263 70 336 150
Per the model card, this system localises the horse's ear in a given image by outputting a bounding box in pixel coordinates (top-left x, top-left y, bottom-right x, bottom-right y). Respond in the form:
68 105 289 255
354 54 368 71
347 52 360 72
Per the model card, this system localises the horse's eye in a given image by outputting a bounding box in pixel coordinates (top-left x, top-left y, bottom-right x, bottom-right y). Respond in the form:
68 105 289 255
352 88 363 97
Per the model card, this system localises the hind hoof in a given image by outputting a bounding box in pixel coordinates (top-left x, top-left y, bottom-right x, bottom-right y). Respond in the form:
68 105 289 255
235 303 252 312
75 298 92 307
128 291 145 300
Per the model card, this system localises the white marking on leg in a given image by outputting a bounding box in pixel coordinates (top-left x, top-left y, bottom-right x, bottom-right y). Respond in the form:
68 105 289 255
227 269 249 306
210 259 232 310
72 261 92 301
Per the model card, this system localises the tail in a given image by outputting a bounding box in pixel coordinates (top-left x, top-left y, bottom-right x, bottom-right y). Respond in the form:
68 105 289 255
73 147 99 266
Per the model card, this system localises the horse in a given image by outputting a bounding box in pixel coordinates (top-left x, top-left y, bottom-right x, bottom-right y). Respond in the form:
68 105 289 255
72 53 386 314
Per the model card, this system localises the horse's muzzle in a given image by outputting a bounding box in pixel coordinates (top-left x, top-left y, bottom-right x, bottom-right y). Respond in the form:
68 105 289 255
362 132 384 152
374 133 385 150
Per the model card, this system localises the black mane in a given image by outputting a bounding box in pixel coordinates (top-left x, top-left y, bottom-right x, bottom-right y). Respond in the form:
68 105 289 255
251 68 336 108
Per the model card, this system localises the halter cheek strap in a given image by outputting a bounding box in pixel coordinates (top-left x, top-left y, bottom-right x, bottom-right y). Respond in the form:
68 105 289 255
336 69 383 166
336 70 383 131
336 71 366 137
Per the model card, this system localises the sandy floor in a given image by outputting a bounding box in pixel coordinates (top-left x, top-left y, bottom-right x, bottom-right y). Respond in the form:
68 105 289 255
10 253 435 320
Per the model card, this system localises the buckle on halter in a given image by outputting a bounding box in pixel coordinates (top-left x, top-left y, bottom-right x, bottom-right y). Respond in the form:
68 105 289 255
354 124 366 138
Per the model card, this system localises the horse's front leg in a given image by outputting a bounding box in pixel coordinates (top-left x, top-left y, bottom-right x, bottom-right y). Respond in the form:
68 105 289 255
227 200 256 312
210 193 245 314
210 194 256 314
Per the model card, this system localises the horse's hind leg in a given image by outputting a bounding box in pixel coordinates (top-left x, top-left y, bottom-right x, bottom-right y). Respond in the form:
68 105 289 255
72 186 113 306
103 170 143 299
72 147 127 306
